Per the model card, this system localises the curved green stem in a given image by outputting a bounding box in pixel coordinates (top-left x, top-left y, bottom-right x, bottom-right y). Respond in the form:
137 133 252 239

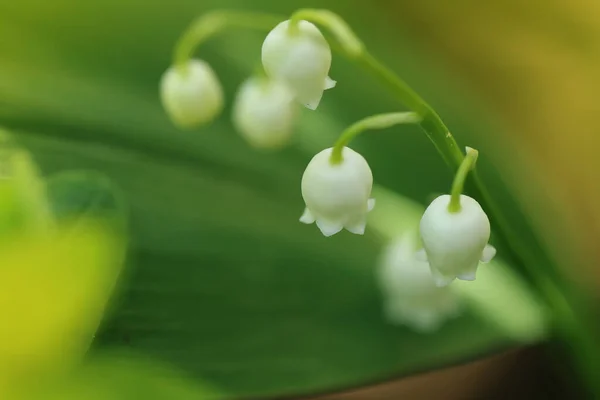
173 10 281 74
293 8 600 396
356 52 464 167
289 9 363 57
448 147 478 213
329 112 421 164
359 32 600 400
171 9 600 394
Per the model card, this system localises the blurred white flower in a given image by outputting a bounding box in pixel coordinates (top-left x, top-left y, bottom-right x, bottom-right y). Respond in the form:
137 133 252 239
160 59 224 128
261 20 335 110
300 147 374 237
378 234 461 332
232 76 298 149
418 194 496 286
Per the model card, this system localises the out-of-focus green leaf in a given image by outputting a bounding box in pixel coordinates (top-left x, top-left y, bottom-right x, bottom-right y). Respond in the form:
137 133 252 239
0 144 128 395
0 219 126 394
0 0 549 398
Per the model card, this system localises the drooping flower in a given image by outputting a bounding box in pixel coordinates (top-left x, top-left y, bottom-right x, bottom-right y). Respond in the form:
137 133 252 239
300 147 374 236
160 59 224 128
261 20 335 110
418 194 496 286
378 234 461 332
232 76 298 149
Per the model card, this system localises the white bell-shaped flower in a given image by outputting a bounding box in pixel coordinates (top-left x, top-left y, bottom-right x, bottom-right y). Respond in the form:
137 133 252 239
418 194 496 286
300 147 374 236
261 20 336 110
378 234 460 332
160 59 224 128
232 76 298 149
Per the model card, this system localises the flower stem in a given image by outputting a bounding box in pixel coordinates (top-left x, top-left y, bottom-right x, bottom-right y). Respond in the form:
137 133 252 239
293 8 600 396
448 147 478 213
172 8 600 395
329 112 421 165
356 52 464 168
289 9 364 57
358 33 600 400
173 10 281 74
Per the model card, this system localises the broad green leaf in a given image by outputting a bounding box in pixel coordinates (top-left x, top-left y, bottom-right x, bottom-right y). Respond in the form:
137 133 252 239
0 1 549 398
7 129 547 398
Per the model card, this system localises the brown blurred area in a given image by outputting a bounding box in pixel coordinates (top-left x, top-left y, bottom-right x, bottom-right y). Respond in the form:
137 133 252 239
310 346 576 399
311 1 599 398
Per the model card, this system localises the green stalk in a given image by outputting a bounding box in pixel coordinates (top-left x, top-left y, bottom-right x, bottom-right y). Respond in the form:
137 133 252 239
329 112 421 164
170 8 600 395
293 8 600 397
355 51 464 168
173 10 282 74
448 147 478 213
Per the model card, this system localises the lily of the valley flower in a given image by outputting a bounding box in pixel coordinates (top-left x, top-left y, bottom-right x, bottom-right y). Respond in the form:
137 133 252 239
160 59 224 128
300 147 374 236
418 194 496 286
378 234 460 332
232 76 298 149
261 20 336 110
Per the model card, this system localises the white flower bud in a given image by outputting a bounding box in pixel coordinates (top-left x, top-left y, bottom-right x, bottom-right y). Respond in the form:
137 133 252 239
378 234 460 332
300 147 374 237
160 59 224 128
261 20 335 110
418 194 496 286
232 77 298 149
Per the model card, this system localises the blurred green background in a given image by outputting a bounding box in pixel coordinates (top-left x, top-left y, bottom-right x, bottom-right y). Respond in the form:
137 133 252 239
0 0 598 398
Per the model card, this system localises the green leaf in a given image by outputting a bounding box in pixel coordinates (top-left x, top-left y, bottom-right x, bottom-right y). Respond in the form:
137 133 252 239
0 1 549 398
5 129 548 398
